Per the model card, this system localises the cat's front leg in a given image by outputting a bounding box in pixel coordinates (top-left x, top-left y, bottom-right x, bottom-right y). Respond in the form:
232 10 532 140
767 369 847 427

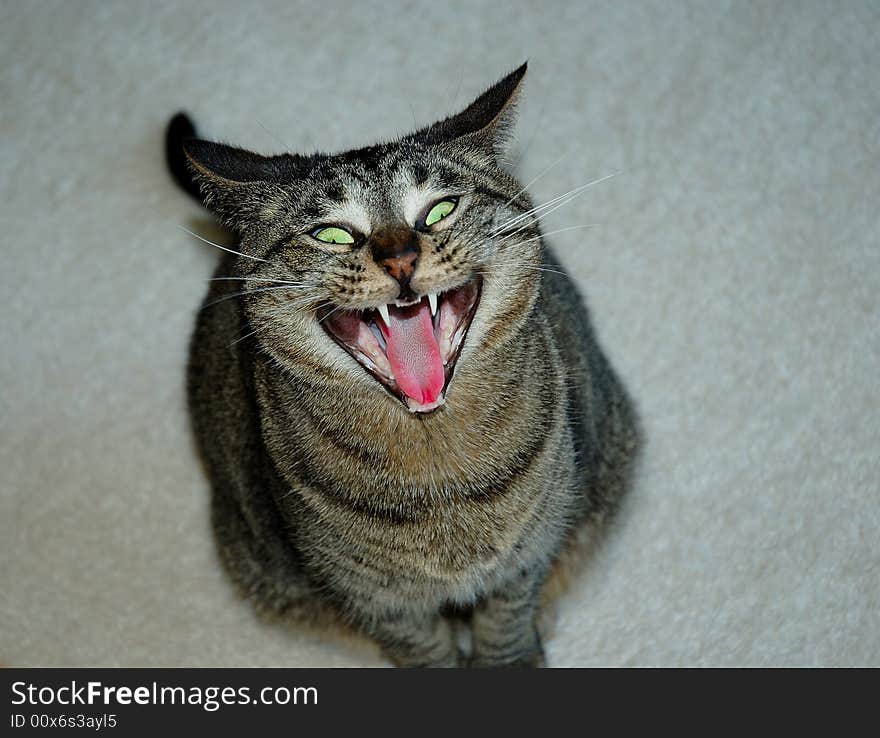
365 608 460 668
470 570 546 668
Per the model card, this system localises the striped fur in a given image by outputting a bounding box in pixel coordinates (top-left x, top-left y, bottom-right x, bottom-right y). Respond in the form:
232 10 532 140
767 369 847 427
173 64 639 667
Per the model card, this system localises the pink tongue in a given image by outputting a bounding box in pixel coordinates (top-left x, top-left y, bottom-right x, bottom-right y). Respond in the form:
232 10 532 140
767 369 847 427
382 301 445 405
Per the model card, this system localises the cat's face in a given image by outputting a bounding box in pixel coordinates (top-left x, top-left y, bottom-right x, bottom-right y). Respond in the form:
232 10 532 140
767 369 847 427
187 64 542 414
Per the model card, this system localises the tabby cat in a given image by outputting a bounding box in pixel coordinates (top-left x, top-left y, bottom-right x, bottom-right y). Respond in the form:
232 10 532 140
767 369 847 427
166 63 638 667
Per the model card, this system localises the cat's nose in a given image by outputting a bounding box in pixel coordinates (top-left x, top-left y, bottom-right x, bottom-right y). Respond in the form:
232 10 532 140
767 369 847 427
371 226 420 290
381 251 418 284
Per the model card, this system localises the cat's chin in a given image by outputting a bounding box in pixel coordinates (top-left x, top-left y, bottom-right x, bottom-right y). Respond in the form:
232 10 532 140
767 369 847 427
318 278 482 414
404 394 447 414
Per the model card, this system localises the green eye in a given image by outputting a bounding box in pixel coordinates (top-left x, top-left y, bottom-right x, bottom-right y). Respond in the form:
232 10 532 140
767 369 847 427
424 199 457 227
313 226 355 245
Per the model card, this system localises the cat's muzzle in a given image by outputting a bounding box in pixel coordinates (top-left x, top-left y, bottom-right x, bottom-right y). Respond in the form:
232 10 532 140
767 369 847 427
318 278 482 414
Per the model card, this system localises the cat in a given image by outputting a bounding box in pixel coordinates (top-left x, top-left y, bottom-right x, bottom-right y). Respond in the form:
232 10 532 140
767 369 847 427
165 63 639 667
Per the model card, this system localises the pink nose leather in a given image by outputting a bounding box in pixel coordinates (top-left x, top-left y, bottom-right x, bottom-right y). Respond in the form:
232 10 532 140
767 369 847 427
371 226 421 288
381 251 418 283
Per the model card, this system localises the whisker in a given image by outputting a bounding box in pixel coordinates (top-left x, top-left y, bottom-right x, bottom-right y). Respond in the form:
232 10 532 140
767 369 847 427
501 224 601 250
209 277 311 286
518 265 567 275
310 300 336 316
201 284 312 310
178 225 268 263
317 304 346 325
220 296 342 349
497 151 568 213
284 296 330 311
257 300 331 323
492 172 620 237
492 185 590 235
475 265 567 278
497 183 616 245
227 328 260 348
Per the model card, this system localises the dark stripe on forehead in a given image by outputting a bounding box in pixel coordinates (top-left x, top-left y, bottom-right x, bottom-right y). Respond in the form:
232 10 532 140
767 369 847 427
435 166 466 190
428 153 519 200
382 150 406 175
301 204 323 220
325 184 347 202
473 184 514 204
348 168 369 186
410 163 429 186
341 144 386 170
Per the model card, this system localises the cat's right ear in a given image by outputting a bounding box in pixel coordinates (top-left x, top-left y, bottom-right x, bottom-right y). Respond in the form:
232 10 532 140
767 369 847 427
411 62 528 160
180 134 303 230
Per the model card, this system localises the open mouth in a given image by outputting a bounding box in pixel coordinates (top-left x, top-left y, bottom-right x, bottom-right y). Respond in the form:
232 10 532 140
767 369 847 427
319 278 482 413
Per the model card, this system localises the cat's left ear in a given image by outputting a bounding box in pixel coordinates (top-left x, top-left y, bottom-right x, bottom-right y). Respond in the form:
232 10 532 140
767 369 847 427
183 139 304 230
412 62 527 159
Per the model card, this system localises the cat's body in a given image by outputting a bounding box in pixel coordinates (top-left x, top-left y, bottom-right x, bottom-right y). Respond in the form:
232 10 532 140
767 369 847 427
170 65 638 666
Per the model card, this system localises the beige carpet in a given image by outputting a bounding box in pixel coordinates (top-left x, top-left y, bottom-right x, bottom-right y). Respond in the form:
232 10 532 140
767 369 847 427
2 0 878 666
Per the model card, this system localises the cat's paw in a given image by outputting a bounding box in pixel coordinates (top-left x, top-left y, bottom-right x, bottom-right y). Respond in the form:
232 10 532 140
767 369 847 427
468 644 546 668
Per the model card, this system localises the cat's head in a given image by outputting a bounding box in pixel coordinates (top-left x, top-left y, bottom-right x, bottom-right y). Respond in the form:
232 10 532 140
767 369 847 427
185 63 543 414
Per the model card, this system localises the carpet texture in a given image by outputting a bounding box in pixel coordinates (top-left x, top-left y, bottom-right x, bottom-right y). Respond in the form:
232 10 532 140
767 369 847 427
1 0 878 667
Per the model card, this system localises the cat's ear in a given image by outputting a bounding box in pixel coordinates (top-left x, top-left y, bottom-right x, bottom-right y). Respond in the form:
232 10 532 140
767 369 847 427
182 139 304 229
412 62 527 158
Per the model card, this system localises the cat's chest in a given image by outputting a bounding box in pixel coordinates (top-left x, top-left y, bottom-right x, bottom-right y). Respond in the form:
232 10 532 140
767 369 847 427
295 482 545 602
283 417 571 602
274 409 556 570
258 352 568 595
